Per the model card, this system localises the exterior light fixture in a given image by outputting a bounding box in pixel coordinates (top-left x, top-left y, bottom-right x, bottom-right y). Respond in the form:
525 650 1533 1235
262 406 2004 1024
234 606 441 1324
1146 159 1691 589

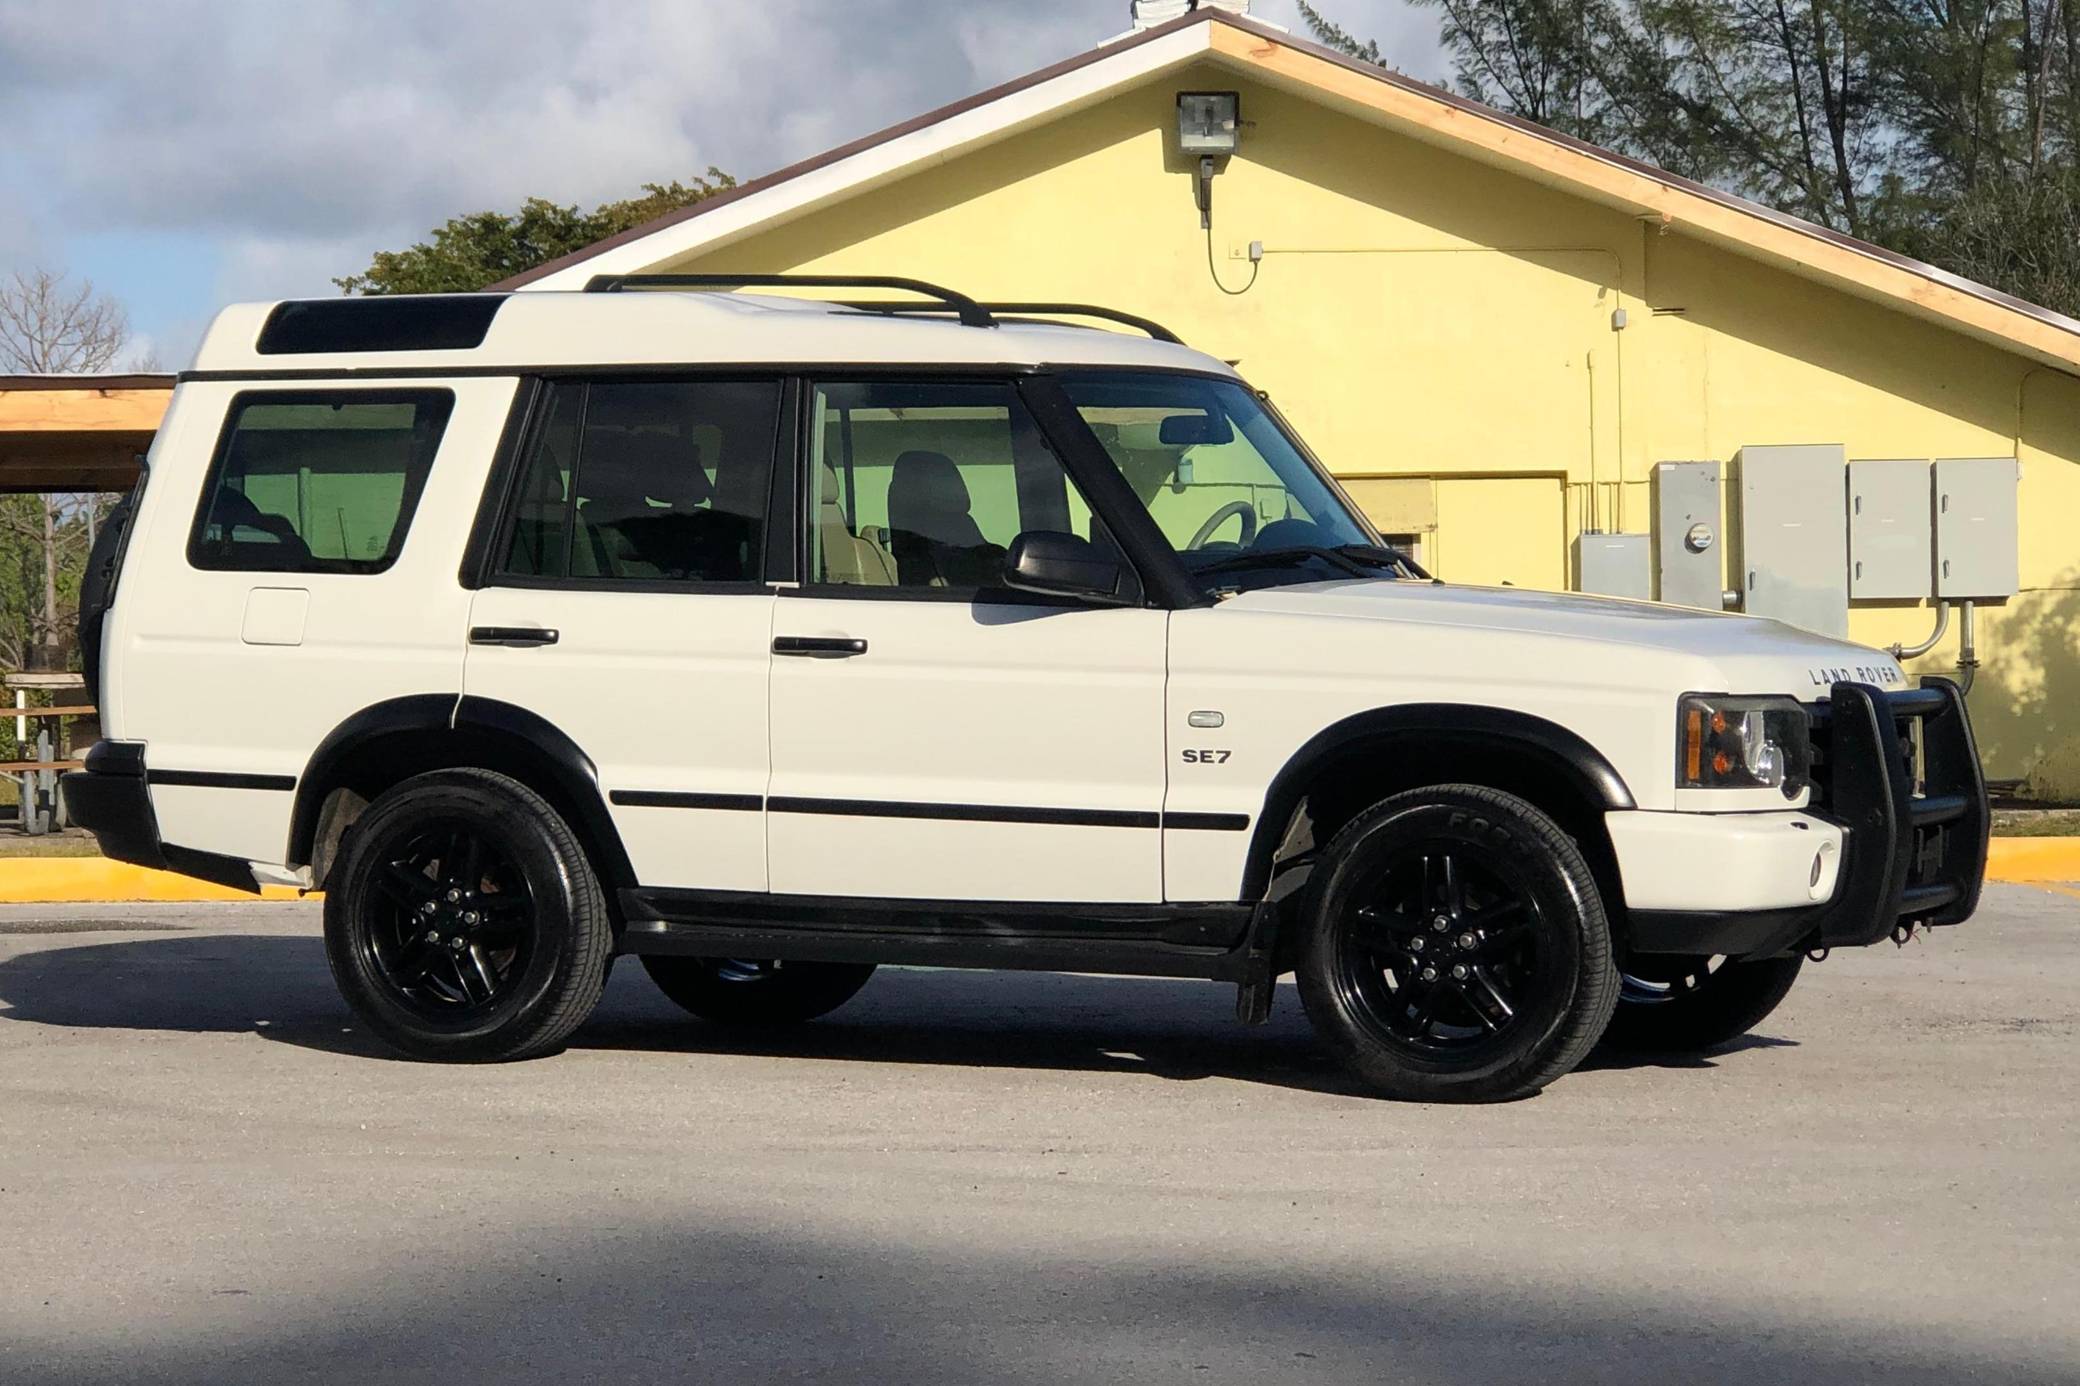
1177 91 1241 156
1177 91 1241 230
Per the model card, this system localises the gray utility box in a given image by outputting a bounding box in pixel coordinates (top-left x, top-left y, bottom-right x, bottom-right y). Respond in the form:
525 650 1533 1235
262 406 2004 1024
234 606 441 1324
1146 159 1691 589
1847 459 1932 599
1934 457 2021 599
1736 444 1849 638
1652 460 1724 610
1574 533 1652 600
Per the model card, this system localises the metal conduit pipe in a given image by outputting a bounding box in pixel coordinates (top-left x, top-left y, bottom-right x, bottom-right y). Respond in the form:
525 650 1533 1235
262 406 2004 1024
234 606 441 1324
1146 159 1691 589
1956 600 1980 695
1885 600 1980 696
1889 601 1952 661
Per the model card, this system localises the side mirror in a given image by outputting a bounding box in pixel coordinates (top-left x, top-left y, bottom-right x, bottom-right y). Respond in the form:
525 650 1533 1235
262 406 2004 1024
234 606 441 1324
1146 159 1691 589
1003 531 1125 601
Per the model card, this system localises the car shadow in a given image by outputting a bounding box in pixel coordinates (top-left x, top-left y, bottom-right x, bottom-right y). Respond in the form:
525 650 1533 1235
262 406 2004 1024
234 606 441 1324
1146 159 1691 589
0 931 1800 1093
0 933 1370 1098
1574 1031 1800 1072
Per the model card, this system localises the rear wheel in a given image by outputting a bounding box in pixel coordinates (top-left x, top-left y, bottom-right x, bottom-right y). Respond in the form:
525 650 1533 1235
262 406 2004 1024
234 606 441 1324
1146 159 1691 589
641 956 875 1025
1602 953 1803 1052
1295 785 1617 1102
324 768 612 1061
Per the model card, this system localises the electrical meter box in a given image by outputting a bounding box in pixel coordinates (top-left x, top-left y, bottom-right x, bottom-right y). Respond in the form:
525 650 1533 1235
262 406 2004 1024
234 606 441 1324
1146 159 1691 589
1736 444 1849 638
1652 461 1724 610
1574 533 1652 600
1847 459 1932 599
1934 457 2021 599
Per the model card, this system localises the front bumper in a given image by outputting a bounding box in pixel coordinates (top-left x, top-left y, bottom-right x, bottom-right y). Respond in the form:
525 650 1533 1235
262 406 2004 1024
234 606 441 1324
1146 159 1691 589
1609 809 1844 915
60 741 259 893
1626 678 1988 959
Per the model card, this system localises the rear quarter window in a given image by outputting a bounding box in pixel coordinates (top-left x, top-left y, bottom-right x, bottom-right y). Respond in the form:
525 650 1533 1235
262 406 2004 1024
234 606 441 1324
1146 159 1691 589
188 390 454 573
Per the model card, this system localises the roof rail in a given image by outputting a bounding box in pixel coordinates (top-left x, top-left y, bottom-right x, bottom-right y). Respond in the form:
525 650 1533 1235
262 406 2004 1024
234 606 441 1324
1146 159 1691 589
583 273 997 328
838 301 1184 345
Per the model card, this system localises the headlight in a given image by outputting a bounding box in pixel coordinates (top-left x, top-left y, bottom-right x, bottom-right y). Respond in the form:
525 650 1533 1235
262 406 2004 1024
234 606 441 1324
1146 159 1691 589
1677 694 1811 797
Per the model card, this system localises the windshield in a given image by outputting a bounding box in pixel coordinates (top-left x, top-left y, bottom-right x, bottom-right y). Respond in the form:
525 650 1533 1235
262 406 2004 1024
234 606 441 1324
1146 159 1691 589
1057 372 1400 593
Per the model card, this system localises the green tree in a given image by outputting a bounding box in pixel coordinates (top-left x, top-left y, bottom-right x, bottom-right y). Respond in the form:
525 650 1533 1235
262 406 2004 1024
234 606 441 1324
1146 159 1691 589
0 270 129 677
1903 165 2080 309
335 171 737 294
1298 0 2080 310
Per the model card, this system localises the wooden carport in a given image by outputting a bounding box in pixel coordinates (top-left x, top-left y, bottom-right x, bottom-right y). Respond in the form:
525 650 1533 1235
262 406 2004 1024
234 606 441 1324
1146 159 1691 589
0 374 172 493
0 375 170 828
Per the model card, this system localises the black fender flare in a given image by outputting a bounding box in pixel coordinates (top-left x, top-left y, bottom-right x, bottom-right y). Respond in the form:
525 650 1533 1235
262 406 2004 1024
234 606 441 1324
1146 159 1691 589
288 694 636 888
1239 703 1636 902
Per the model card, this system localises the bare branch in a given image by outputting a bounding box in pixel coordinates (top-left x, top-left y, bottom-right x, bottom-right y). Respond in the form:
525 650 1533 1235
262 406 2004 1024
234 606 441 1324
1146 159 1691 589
0 269 130 375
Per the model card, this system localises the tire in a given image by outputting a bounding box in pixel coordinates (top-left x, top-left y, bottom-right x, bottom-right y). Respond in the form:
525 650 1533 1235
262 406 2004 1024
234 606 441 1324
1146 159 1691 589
640 956 875 1025
324 768 613 1061
1602 953 1803 1052
1295 784 1618 1103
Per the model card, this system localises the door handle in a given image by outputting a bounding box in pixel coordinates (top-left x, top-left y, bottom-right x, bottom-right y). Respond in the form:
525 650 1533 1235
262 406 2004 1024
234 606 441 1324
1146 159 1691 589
470 625 559 648
773 635 867 658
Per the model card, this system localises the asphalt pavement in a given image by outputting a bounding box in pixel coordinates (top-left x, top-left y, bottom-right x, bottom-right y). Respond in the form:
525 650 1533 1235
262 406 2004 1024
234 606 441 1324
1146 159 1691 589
0 885 2075 1384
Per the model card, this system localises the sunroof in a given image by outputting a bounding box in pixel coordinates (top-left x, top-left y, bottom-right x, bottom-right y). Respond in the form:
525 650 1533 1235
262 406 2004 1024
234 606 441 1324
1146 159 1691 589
256 296 506 355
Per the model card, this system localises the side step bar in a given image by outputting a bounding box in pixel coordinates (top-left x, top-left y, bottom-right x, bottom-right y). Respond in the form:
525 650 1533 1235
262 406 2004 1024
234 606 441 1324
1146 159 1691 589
615 888 1256 982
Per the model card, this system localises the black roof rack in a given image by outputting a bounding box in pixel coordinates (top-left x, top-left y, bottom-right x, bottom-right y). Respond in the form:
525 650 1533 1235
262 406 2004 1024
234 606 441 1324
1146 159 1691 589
838 300 1184 344
583 273 996 328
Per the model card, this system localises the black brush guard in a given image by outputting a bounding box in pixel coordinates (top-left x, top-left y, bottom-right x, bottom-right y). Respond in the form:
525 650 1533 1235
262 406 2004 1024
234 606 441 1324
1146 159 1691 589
1805 677 1989 947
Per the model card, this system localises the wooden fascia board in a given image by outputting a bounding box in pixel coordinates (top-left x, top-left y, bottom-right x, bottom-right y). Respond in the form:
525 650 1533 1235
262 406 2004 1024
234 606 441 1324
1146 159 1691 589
0 388 173 435
1208 23 2080 374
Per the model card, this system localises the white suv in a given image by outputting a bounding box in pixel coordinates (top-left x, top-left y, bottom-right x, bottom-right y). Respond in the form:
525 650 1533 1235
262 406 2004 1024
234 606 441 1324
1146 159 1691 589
63 276 1988 1101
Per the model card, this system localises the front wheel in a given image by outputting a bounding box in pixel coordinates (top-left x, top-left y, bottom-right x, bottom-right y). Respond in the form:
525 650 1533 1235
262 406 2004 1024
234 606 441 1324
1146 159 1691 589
641 956 875 1025
324 768 613 1061
1294 785 1618 1103
1602 953 1803 1052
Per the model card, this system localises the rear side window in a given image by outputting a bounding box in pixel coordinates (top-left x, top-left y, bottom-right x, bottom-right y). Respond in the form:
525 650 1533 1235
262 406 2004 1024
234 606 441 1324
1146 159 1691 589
497 378 781 585
189 390 453 574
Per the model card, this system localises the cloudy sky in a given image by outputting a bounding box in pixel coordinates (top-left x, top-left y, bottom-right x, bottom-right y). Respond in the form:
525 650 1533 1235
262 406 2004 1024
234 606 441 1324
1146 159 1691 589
0 1 1441 368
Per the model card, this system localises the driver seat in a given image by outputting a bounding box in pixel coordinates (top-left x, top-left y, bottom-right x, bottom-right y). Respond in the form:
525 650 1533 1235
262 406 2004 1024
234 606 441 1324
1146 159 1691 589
887 449 990 587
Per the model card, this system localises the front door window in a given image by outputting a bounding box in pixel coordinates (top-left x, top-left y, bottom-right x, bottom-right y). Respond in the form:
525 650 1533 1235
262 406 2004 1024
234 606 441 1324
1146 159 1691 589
1055 372 1389 594
806 380 1113 593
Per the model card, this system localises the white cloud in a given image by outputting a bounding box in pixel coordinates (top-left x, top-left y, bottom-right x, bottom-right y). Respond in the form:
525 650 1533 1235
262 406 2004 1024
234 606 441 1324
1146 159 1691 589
0 0 1443 313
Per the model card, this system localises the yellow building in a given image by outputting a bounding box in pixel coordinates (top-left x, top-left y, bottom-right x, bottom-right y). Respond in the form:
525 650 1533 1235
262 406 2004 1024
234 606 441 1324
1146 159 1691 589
7 9 2075 786
504 8 2080 786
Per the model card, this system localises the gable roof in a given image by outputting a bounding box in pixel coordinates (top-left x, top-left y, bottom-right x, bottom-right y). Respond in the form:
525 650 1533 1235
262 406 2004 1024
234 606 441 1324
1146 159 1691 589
499 8 2080 374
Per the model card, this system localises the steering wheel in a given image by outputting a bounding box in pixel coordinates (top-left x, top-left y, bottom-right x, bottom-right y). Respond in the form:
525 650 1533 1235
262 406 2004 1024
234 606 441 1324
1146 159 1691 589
1187 500 1259 551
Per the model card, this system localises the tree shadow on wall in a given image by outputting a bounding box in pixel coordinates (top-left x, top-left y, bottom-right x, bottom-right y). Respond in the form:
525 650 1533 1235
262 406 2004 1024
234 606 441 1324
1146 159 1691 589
1951 568 2080 794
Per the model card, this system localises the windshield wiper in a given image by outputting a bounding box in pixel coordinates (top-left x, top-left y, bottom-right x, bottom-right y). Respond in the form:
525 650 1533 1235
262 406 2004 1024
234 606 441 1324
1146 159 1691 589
1334 543 1430 580
1192 546 1377 582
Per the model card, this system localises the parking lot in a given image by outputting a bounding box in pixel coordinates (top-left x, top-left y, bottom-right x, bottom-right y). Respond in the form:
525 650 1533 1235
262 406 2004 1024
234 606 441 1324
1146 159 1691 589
0 885 2073 1384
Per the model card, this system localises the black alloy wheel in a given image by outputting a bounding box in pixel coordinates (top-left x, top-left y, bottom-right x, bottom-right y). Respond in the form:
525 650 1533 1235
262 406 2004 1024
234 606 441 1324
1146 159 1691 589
325 768 611 1061
1333 844 1547 1058
1296 784 1617 1102
362 822 536 1019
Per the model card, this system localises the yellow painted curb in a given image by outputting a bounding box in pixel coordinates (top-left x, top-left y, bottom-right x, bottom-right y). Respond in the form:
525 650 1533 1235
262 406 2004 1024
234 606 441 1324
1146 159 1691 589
1986 838 2080 885
0 858 310 903
0 837 2071 904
